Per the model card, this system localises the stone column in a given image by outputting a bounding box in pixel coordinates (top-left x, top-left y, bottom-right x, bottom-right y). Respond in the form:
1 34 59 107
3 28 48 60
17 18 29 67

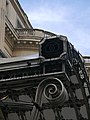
0 0 6 51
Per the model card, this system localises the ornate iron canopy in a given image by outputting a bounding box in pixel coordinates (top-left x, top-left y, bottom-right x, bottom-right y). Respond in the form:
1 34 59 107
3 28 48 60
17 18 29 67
0 36 90 120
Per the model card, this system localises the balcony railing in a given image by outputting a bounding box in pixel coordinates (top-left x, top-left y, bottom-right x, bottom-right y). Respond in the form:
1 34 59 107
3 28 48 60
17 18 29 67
15 28 34 36
15 28 56 38
5 15 57 44
84 56 90 63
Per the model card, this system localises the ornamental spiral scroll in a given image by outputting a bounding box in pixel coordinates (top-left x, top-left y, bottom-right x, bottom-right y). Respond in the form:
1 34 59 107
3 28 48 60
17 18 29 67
43 77 68 106
31 77 68 120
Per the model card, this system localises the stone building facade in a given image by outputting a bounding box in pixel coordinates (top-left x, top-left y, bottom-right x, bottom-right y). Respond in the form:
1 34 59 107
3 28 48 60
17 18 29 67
84 56 90 80
0 0 56 58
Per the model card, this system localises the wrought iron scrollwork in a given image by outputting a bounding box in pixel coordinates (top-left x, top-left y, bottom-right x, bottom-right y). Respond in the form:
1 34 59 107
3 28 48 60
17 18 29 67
0 35 90 120
31 77 68 120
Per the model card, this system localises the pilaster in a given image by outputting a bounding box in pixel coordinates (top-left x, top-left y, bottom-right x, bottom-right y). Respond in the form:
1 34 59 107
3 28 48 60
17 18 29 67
0 0 6 51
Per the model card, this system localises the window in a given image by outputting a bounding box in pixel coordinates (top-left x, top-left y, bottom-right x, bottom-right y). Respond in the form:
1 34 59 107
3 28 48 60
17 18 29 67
17 19 23 28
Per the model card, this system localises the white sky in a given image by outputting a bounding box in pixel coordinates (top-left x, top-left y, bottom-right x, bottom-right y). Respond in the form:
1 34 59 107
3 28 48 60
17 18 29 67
19 0 90 56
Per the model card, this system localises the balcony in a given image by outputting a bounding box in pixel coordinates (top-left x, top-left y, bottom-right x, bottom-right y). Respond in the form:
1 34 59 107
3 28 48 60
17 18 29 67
83 56 90 74
5 16 57 57
15 28 56 41
84 56 90 63
5 16 56 42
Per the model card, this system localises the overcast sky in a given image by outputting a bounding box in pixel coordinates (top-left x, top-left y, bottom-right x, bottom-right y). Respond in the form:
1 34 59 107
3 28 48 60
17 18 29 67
19 0 90 56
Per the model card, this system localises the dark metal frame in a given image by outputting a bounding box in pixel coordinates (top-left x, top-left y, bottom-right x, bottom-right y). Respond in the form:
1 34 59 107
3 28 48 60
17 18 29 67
0 36 90 120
